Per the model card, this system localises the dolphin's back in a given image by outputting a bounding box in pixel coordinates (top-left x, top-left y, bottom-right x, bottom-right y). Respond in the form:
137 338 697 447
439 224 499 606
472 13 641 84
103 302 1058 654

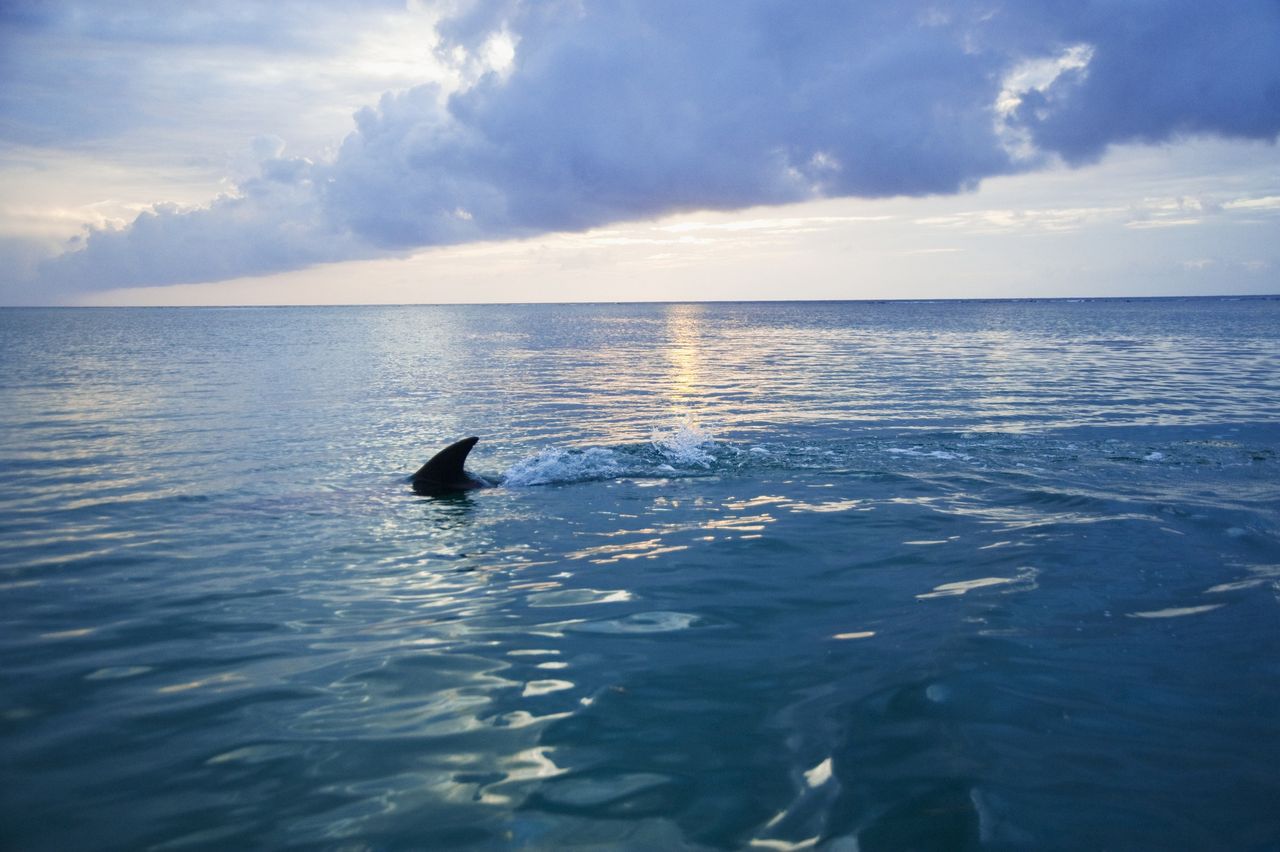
412 436 483 493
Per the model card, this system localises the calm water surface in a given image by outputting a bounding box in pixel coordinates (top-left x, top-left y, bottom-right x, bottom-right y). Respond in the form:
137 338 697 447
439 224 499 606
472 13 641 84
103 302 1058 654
2 299 1278 850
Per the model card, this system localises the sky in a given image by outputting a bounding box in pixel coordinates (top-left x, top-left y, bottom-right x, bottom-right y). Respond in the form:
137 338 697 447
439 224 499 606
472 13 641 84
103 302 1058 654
1 0 1278 306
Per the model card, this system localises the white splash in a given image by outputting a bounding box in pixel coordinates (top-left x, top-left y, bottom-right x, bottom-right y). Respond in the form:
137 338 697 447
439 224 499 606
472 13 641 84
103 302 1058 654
502 446 624 486
651 419 717 467
501 419 719 486
886 446 974 461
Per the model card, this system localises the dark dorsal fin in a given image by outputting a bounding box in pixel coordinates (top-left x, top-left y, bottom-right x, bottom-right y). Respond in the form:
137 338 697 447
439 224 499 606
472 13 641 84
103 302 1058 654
412 437 479 489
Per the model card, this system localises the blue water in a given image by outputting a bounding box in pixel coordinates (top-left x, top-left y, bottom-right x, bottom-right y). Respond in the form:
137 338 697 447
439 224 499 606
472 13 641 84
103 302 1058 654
2 299 1278 850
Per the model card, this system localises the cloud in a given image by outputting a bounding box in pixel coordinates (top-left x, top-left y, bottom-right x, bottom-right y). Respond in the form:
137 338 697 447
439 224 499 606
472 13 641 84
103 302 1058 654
42 154 371 292
0 1 446 154
1004 0 1280 163
16 0 1280 297
0 235 60 303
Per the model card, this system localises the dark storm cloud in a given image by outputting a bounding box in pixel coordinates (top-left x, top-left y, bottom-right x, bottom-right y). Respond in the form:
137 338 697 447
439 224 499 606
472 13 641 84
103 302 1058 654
1002 0 1280 164
329 2 1015 250
21 0 1280 295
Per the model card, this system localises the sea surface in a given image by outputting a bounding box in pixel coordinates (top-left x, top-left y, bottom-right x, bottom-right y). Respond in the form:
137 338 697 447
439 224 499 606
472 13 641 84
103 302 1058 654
2 298 1278 851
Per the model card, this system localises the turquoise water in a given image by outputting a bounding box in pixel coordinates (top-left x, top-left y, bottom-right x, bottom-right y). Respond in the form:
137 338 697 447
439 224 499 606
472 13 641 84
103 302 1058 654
2 299 1278 850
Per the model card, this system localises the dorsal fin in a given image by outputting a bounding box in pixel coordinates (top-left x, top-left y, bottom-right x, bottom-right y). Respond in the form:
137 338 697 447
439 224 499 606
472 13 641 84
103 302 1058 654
412 437 479 488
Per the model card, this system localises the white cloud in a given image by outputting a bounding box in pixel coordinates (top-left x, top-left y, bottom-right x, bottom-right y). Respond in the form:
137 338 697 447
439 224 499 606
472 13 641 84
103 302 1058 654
1224 196 1280 211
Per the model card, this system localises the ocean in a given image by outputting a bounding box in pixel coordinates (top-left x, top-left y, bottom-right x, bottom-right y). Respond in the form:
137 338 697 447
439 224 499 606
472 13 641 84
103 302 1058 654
1 298 1278 850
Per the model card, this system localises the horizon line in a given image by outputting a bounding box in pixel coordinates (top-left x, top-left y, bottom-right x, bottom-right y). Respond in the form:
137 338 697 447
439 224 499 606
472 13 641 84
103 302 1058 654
5 293 1277 310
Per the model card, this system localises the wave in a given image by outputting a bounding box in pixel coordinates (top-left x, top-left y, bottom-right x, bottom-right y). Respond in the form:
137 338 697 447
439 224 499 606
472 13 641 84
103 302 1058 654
502 420 724 486
494 420 1275 488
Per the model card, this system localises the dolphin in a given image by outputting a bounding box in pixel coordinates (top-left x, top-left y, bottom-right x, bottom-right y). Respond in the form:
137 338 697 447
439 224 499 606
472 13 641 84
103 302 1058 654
411 436 495 495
